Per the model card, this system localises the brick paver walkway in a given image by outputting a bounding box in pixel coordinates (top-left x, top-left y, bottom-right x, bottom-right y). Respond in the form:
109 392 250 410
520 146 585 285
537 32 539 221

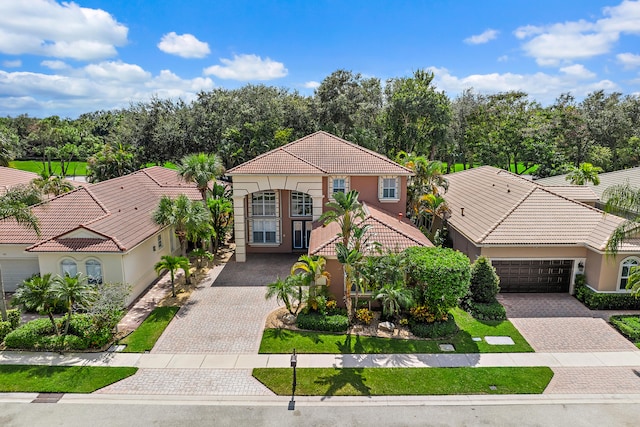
96 369 273 396
545 367 640 394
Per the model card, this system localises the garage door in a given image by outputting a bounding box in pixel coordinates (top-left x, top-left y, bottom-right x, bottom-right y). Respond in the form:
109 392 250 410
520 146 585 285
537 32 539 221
0 259 40 292
492 260 573 293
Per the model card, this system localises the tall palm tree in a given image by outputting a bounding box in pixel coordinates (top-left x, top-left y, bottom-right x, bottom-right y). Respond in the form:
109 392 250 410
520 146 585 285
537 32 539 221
154 255 191 298
207 196 233 254
13 273 58 335
566 162 603 186
178 153 226 200
604 183 640 256
419 193 452 236
51 273 96 336
153 194 211 257
291 255 331 311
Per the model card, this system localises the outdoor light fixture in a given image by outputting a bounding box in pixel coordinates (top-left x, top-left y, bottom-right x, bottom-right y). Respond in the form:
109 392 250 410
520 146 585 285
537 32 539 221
289 349 297 410
290 349 297 368
578 261 584 272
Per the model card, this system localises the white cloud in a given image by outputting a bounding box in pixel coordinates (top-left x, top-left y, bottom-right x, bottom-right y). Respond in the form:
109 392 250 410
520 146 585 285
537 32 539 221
428 66 617 104
464 29 499 45
303 81 320 89
203 54 288 80
0 0 127 61
515 1 640 66
0 63 214 116
559 64 596 79
497 55 509 62
41 60 70 70
3 59 21 68
157 32 210 59
617 52 640 69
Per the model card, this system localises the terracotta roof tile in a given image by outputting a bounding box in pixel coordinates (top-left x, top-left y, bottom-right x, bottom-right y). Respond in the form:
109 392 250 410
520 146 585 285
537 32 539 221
309 203 432 257
0 167 38 193
28 237 122 252
228 131 412 176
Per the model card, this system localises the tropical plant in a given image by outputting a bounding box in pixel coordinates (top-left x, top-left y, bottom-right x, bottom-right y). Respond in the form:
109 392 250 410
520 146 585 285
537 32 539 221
603 183 640 256
375 283 414 319
206 196 233 254
152 194 211 256
51 273 97 336
469 256 500 303
291 255 331 311
419 193 451 236
565 162 603 185
12 274 59 335
190 248 213 269
178 153 225 200
31 170 74 197
86 142 139 183
265 276 302 315
154 255 191 298
627 266 640 297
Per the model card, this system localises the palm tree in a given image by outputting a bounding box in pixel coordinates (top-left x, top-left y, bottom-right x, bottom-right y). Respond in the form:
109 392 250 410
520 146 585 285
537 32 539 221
13 273 58 335
375 283 414 320
32 172 74 197
155 255 191 297
264 276 299 315
178 153 226 200
627 266 640 296
291 255 331 311
566 162 603 185
51 273 96 336
190 248 213 269
419 193 452 236
153 194 211 257
207 196 233 254
604 183 640 256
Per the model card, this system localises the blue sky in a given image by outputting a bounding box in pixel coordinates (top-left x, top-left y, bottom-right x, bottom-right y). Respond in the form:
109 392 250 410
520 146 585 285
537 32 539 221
1 0 639 118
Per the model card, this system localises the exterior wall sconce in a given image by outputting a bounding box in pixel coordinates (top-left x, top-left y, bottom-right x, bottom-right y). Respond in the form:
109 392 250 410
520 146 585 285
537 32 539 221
578 261 584 273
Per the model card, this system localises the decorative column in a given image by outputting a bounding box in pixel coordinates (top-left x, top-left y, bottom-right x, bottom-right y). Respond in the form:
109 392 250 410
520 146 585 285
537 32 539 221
233 195 247 262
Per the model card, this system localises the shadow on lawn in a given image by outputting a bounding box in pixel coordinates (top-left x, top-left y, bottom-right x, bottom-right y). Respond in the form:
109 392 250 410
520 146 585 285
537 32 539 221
315 368 371 399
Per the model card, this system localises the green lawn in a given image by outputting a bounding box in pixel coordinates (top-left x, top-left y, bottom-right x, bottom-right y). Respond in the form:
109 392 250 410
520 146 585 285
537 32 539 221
253 367 553 396
259 308 533 354
9 160 88 176
119 306 180 353
145 161 178 169
0 365 137 393
447 163 539 174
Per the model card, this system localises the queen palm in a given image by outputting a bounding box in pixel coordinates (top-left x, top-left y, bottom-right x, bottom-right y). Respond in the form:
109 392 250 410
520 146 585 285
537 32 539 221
604 183 640 256
153 194 211 257
13 273 59 335
155 255 191 298
419 193 451 236
291 255 331 311
32 171 74 197
52 273 96 336
566 162 602 186
178 153 226 200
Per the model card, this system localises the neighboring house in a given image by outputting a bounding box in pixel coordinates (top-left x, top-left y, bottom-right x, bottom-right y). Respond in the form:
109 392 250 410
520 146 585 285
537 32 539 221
0 166 39 194
441 166 640 294
228 131 432 298
0 167 200 304
535 166 640 207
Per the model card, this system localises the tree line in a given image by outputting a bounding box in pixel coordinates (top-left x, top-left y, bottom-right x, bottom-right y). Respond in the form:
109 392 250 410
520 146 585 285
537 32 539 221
1 69 640 180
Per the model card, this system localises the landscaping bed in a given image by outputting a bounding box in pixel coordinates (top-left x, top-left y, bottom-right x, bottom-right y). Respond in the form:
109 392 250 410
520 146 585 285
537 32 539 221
118 306 180 352
610 315 640 349
253 367 553 396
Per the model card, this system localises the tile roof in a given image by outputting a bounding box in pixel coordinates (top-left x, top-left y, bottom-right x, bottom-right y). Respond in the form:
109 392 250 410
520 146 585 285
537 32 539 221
535 166 640 199
0 166 38 194
0 166 201 253
444 166 640 252
309 203 432 257
542 186 599 203
227 131 413 176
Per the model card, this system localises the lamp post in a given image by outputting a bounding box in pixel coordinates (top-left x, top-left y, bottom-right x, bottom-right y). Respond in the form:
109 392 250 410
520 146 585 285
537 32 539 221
289 348 297 410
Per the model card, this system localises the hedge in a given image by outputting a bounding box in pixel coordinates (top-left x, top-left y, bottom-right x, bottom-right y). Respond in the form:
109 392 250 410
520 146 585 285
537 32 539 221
409 316 458 339
610 315 640 341
575 283 640 310
465 300 507 321
296 311 349 333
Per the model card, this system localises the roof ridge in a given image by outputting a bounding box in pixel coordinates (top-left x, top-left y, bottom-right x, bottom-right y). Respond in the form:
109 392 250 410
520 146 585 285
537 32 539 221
479 186 536 243
280 146 328 174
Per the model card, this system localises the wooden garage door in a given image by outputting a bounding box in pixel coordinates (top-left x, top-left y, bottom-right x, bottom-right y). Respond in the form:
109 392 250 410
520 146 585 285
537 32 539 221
492 260 573 293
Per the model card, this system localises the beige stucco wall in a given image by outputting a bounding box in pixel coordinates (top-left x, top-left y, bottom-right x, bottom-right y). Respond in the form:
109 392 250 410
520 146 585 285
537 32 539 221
38 252 124 284
585 250 640 292
0 244 40 291
481 246 588 259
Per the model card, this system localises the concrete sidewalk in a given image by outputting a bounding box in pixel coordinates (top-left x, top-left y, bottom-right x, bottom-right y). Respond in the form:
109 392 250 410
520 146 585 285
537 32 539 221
2 350 640 369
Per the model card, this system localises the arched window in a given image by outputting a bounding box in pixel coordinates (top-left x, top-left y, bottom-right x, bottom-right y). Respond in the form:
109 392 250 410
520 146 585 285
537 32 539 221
619 257 640 290
60 259 77 277
85 259 103 285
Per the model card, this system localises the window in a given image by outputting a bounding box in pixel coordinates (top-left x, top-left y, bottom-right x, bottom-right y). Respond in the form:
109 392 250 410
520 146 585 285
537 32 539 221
85 259 103 285
619 257 640 290
157 234 163 249
61 259 77 277
252 219 277 243
330 177 348 195
380 176 399 200
252 191 276 216
291 192 312 217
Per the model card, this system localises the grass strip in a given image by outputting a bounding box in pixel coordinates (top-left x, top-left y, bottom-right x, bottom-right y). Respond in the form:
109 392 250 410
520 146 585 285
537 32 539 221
259 308 533 354
0 365 137 393
253 367 553 396
119 306 179 353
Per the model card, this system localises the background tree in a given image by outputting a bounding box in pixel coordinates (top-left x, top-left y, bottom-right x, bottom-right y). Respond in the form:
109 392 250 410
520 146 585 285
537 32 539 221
604 183 640 256
565 162 603 185
86 142 139 183
154 255 191 298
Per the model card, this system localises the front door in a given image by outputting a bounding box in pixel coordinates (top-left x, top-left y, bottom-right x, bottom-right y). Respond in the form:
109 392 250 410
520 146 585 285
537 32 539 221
292 220 312 249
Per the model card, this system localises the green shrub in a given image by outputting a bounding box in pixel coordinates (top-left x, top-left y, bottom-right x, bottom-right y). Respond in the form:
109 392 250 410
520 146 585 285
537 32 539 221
7 310 21 329
409 316 458 339
466 300 507 321
0 321 12 342
403 247 471 316
575 282 640 310
355 308 373 325
296 311 349 333
610 315 640 341
469 256 500 303
4 318 53 349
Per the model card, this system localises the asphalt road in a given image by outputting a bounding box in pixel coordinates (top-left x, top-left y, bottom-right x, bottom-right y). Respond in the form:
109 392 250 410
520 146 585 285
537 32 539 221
2 400 640 427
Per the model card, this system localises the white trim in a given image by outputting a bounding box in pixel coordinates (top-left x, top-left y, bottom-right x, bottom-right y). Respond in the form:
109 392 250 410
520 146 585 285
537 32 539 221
618 256 640 291
329 176 349 199
379 176 400 202
248 190 281 245
290 191 313 217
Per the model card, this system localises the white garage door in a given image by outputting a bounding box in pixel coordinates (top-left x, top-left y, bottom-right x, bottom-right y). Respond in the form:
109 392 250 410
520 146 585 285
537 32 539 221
0 259 40 292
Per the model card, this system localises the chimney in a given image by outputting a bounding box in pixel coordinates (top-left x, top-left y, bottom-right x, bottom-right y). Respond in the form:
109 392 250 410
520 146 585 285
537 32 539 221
398 212 403 221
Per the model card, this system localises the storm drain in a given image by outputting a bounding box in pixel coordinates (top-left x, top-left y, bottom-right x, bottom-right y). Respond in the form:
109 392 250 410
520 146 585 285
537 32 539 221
32 393 64 403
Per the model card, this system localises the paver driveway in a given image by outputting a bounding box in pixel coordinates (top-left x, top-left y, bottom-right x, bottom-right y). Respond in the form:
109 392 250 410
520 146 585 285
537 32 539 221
498 293 639 353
